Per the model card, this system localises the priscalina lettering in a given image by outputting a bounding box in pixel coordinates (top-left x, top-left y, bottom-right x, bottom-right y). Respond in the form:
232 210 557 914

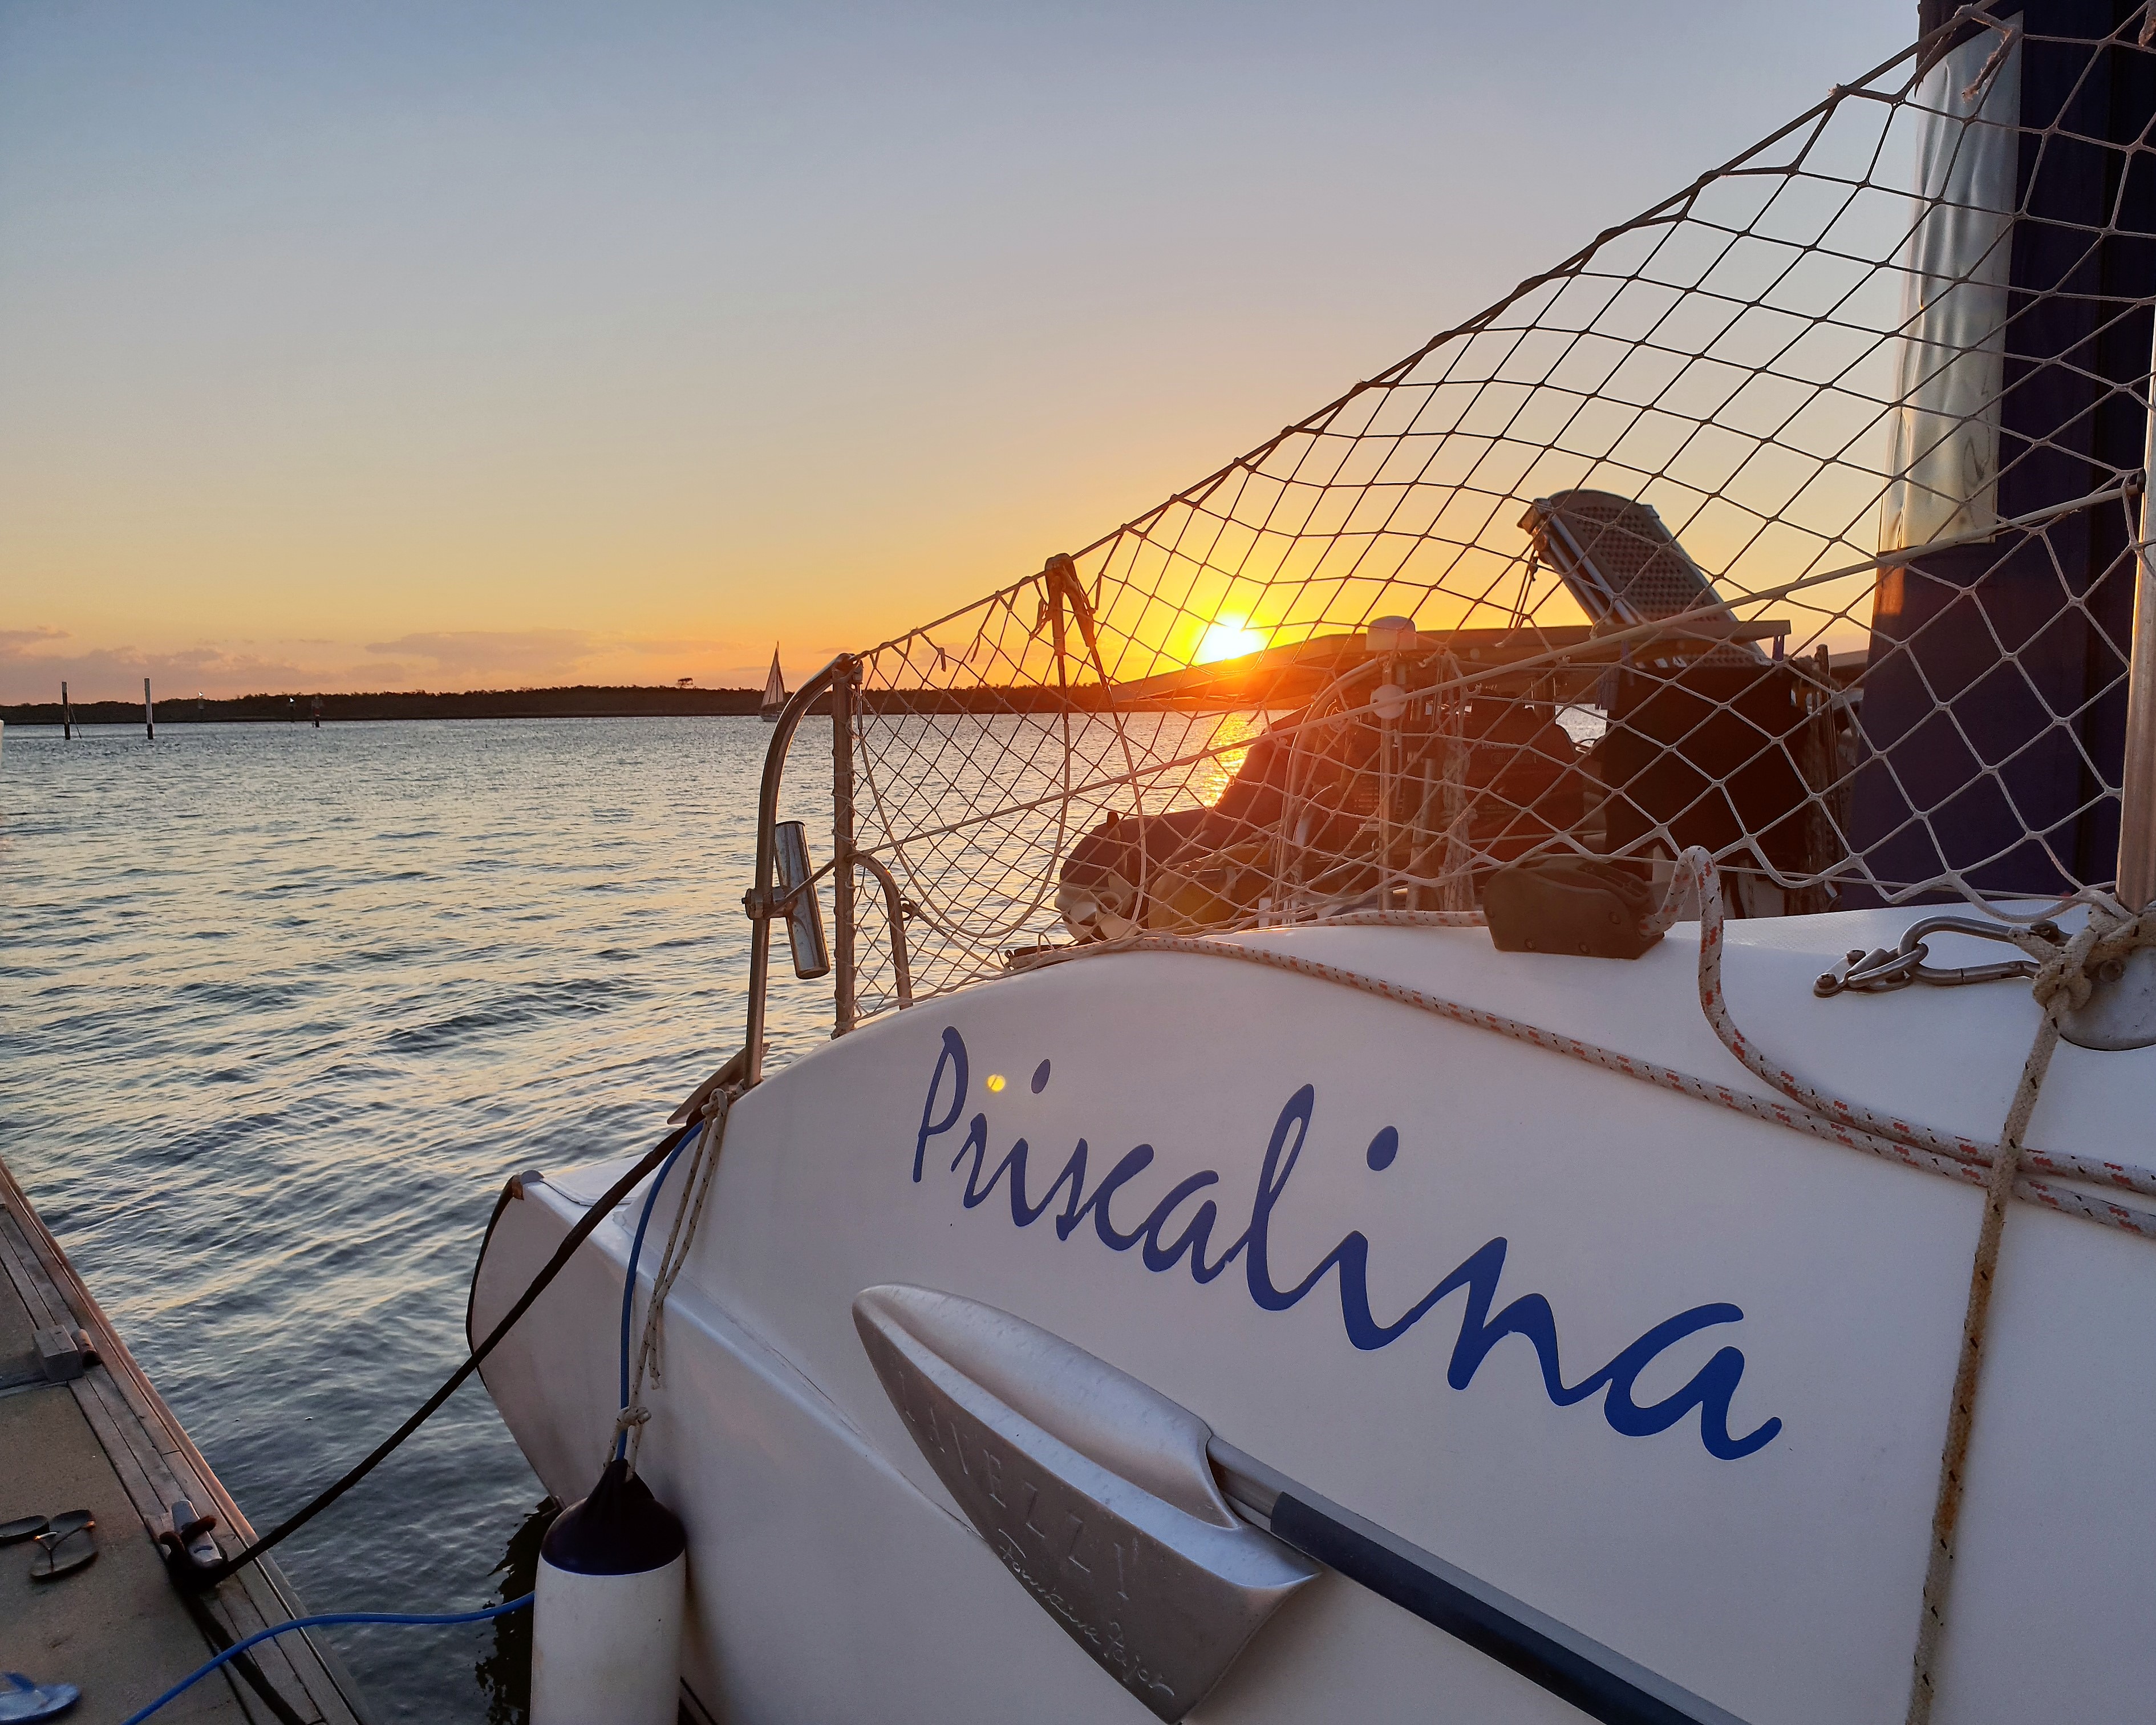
913 1026 1781 1461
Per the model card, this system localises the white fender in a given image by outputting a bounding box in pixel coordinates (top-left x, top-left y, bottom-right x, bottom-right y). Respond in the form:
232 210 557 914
532 1459 687 1725
533 1550 684 1725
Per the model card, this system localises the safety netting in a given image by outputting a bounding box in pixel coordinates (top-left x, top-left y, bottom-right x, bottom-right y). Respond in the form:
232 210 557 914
832 2 2156 1021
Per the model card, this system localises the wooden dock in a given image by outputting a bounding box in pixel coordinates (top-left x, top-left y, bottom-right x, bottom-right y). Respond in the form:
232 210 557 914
0 1155 371 1725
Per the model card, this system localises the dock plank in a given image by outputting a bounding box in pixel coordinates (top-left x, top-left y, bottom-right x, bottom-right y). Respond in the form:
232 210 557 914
0 1157 371 1725
1 1386 249 1723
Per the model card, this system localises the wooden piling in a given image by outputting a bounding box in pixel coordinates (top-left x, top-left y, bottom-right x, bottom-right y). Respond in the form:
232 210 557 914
61 681 72 740
144 677 155 740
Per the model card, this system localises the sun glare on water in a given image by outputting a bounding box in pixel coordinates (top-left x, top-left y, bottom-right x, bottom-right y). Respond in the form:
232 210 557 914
1195 616 1263 665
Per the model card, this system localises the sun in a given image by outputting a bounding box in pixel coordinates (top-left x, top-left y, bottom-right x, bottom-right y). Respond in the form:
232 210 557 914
1195 614 1264 665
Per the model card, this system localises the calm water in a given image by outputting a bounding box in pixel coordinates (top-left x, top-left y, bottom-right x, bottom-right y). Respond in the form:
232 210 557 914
0 718 837 1722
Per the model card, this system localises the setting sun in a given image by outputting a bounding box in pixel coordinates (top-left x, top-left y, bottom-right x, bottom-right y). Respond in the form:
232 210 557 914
1195 615 1264 665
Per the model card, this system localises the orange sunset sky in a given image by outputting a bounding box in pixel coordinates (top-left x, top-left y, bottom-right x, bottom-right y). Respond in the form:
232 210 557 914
1 1 1906 702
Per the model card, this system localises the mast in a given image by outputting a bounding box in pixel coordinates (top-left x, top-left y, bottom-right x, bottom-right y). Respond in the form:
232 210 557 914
2119 373 2156 911
1853 2 2156 902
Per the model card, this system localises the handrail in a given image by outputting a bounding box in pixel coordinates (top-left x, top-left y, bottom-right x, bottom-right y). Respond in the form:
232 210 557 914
745 659 840 1087
850 852 914 1010
832 657 859 1033
744 654 921 1071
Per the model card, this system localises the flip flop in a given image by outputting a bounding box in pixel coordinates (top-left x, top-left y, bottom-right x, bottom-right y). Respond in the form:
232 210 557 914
40 1512 92 1542
27 1524 95 1583
0 1517 47 1546
0 1671 78 1720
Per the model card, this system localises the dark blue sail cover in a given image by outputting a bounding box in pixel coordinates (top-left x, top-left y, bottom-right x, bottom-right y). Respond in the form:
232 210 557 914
1851 1 2156 900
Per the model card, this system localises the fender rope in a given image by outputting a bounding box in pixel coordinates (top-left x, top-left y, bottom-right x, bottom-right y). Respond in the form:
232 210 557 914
611 1088 735 1473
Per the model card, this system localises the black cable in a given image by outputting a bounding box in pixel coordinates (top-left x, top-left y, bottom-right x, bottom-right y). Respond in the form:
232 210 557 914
189 1125 688 1589
171 1582 310 1725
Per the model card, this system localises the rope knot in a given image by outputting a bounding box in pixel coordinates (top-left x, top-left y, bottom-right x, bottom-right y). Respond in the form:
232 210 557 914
2027 905 2156 1018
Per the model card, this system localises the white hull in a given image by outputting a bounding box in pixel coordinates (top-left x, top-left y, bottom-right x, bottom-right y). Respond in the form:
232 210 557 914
472 908 2156 1723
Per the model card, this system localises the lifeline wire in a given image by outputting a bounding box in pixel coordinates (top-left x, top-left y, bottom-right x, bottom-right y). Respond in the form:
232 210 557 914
116 1597 532 1725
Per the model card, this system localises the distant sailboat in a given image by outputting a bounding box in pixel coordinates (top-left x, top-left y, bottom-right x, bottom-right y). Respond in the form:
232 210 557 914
759 647 787 722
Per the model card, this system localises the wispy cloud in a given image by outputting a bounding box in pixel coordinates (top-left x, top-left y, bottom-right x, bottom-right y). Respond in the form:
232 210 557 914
0 633 322 704
362 629 601 684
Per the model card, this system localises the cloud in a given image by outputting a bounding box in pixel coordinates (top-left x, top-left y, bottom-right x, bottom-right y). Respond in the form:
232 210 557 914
359 630 845 690
362 629 601 684
0 632 322 704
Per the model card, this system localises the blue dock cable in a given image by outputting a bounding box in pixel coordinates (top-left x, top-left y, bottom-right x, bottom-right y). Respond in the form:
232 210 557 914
118 1597 534 1725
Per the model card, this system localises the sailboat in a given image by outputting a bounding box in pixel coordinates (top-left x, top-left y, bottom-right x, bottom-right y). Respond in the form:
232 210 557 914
473 7 2156 1722
758 647 787 722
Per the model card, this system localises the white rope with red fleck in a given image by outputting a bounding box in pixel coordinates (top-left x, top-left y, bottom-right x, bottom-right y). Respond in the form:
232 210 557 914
1026 851 2156 1713
1020 859 2156 1240
1311 908 1486 928
1890 882 2155 1725
1900 1007 2054 1725
1666 847 2156 1208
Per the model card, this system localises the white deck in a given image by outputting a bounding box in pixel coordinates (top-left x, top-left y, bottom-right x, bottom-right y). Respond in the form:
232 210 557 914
477 910 2156 1724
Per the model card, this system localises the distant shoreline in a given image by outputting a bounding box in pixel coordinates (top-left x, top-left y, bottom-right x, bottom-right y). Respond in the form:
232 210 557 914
0 683 1155 724
0 685 783 724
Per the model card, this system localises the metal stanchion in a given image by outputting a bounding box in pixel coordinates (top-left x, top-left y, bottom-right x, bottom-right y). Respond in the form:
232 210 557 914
2117 363 2156 912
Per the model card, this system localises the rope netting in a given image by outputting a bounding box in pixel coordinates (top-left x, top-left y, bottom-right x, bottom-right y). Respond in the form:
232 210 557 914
831 2 2156 1021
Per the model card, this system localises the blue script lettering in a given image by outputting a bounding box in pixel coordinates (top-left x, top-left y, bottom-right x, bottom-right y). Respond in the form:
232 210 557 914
912 1027 1781 1460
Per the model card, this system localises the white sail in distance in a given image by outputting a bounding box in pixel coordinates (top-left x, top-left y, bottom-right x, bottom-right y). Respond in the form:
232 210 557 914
759 647 787 722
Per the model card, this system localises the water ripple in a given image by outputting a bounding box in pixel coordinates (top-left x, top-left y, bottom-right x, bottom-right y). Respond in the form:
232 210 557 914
0 717 836 1721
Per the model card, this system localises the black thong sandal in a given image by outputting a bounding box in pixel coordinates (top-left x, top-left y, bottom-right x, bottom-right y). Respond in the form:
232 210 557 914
28 1517 95 1582
0 1516 47 1546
